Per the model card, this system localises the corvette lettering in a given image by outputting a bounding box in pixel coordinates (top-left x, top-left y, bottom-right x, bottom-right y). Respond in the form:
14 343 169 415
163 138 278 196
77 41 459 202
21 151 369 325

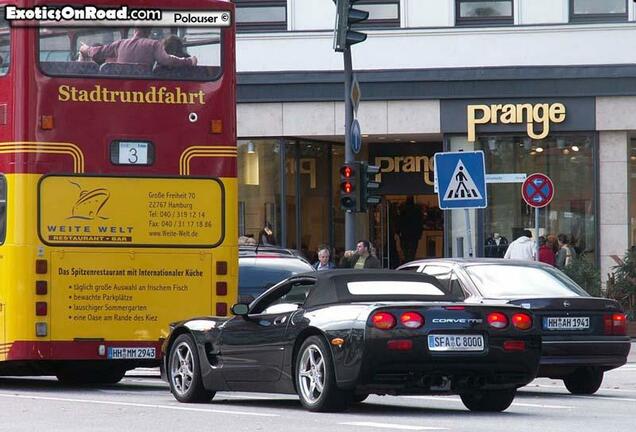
431 318 483 324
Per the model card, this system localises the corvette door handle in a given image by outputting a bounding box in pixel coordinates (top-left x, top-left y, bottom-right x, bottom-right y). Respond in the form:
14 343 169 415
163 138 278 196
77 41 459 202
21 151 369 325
273 316 287 326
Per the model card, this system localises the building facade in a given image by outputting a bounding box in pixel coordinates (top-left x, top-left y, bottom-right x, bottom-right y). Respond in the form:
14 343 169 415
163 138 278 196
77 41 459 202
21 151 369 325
234 0 636 279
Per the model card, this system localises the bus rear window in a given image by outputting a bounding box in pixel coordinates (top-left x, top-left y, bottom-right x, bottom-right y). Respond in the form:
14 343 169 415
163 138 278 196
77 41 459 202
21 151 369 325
38 26 221 81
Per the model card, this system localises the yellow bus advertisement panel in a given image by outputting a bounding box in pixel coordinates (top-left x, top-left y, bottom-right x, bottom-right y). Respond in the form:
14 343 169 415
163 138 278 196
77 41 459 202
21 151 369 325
38 175 225 247
50 250 213 341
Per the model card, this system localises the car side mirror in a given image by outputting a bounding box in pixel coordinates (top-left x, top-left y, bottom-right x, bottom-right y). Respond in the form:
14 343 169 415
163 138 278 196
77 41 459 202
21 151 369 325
231 303 249 316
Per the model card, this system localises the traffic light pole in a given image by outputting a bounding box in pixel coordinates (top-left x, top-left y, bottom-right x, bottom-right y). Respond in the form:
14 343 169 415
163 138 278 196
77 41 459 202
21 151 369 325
343 46 355 251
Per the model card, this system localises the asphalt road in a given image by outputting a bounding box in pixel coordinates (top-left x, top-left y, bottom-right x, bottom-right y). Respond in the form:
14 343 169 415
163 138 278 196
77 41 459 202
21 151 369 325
0 344 633 432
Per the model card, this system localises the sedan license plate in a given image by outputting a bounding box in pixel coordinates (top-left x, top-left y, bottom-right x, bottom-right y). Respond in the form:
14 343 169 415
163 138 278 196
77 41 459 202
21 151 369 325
543 316 590 331
427 334 484 352
107 347 156 359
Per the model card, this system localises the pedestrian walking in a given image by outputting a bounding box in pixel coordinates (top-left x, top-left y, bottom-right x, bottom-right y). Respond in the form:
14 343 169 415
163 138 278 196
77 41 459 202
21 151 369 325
503 230 535 261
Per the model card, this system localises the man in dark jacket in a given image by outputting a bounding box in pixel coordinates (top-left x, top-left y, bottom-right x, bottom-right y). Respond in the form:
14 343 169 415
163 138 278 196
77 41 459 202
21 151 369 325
340 240 381 269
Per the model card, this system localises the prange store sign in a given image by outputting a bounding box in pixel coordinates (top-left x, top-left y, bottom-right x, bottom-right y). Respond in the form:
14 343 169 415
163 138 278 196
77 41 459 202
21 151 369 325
369 142 443 195
440 98 596 140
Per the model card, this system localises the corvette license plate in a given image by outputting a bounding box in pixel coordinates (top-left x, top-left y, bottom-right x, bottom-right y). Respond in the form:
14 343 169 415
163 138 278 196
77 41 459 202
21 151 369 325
543 316 590 330
427 334 484 352
107 347 156 359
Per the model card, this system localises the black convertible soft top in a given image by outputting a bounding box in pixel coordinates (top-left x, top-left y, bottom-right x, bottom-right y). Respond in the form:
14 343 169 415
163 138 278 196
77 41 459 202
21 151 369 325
303 269 455 308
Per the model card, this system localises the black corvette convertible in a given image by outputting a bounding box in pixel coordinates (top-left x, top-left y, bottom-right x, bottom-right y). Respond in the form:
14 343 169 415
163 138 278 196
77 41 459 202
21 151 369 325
163 270 541 412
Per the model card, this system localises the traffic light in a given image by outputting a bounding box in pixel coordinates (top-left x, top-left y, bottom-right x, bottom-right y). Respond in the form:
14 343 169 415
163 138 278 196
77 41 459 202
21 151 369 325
359 162 381 211
333 0 369 52
339 163 358 212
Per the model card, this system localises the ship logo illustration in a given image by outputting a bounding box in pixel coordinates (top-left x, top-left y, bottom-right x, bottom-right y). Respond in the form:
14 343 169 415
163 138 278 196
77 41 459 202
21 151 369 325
67 181 110 220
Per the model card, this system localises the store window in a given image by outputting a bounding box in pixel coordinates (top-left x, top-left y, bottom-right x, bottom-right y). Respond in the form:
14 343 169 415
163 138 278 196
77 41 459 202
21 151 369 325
0 11 9 75
570 0 627 23
294 141 332 263
448 134 596 262
354 0 400 28
456 0 513 26
238 139 282 246
630 140 636 248
235 0 287 32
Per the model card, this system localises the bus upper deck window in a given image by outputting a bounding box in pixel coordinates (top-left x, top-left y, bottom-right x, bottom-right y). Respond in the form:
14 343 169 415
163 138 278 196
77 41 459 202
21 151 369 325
0 12 10 76
38 24 222 81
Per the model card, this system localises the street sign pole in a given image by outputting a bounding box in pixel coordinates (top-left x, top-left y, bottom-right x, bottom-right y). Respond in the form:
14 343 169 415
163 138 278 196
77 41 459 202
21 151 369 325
464 209 473 257
535 206 540 261
521 173 555 262
344 46 354 250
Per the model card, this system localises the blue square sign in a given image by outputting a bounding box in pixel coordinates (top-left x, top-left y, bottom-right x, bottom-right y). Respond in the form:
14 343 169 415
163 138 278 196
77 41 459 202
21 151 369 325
434 151 487 209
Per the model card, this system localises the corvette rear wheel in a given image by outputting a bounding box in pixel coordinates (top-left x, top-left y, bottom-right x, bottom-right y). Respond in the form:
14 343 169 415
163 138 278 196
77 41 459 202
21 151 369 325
296 336 352 412
168 334 215 403
460 389 516 412
563 367 604 395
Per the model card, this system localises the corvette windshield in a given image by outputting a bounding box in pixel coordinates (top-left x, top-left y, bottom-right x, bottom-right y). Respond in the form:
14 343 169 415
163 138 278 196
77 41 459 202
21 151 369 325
465 264 588 298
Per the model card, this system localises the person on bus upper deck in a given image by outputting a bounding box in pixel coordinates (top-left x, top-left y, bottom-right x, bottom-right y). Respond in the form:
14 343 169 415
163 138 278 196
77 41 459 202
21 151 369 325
79 27 197 67
163 35 190 59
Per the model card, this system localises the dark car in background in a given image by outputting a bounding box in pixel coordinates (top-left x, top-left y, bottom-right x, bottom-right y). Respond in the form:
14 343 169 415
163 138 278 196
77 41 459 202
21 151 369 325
398 258 631 394
163 270 541 412
238 246 314 302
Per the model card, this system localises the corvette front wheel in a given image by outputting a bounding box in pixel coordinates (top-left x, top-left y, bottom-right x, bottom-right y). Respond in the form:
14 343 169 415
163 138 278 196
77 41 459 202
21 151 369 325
296 336 351 412
168 334 215 403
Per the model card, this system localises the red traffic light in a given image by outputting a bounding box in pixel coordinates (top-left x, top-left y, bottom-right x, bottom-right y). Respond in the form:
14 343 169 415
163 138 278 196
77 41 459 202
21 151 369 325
340 165 354 178
341 181 353 193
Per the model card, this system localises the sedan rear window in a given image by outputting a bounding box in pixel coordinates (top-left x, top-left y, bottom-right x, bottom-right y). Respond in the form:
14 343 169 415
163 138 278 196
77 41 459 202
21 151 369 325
347 281 445 296
465 265 588 298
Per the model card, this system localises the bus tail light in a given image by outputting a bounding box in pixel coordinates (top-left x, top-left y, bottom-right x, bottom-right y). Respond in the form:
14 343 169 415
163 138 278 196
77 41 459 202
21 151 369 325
35 322 47 337
400 312 424 329
35 259 48 274
36 281 48 295
216 281 227 296
511 313 533 330
604 313 627 336
211 119 223 134
216 303 227 316
41 115 54 130
487 312 508 329
35 302 47 316
216 261 227 275
371 312 396 330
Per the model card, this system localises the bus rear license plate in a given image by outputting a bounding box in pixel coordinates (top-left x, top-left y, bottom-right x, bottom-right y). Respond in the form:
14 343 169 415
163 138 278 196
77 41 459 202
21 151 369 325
427 334 484 352
107 347 156 359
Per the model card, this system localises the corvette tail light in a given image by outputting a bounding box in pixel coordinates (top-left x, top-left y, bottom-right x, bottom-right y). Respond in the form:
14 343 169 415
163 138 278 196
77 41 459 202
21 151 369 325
400 312 424 329
511 313 532 330
371 312 396 330
503 340 526 352
487 312 508 329
605 313 626 336
387 339 413 351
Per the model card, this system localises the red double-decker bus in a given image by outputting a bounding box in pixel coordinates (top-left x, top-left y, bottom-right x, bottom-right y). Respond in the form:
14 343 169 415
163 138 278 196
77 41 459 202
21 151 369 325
0 0 236 383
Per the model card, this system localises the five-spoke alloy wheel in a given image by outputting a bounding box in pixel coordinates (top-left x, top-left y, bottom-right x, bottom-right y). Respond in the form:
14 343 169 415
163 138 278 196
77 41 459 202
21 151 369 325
296 336 351 412
168 334 215 403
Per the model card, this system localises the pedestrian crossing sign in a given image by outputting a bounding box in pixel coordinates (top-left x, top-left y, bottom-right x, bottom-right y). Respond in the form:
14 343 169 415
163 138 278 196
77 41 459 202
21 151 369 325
434 151 487 209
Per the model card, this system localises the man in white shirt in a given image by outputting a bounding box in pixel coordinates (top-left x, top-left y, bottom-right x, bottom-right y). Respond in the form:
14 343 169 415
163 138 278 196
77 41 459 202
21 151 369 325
503 230 535 261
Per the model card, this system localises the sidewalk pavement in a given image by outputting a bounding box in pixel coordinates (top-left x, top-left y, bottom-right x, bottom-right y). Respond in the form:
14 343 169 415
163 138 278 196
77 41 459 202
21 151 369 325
628 341 636 363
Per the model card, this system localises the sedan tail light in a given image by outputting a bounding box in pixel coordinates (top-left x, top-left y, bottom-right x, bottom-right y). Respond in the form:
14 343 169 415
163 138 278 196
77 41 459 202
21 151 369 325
511 313 532 330
371 312 396 330
487 312 508 329
400 312 424 329
604 313 627 336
